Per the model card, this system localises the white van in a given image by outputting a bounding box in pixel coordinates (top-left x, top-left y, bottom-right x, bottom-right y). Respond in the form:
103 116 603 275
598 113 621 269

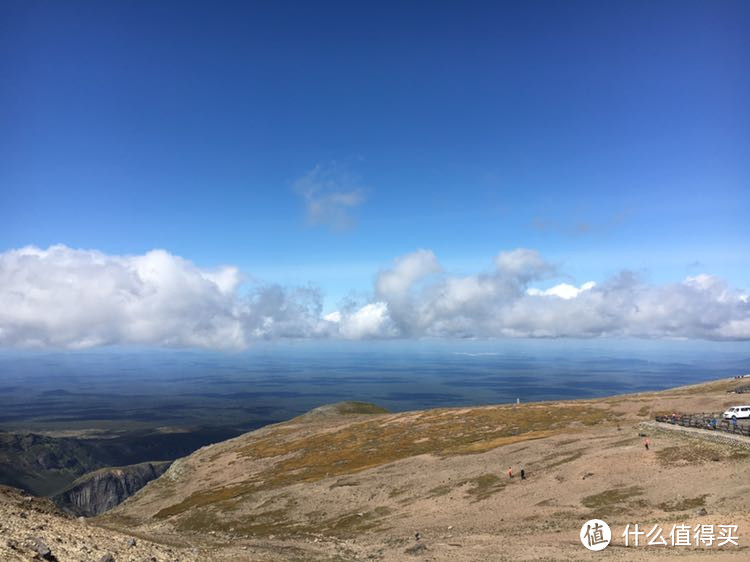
722 406 750 420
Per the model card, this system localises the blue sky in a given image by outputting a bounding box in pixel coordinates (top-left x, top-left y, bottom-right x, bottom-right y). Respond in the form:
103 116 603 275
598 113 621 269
1 1 749 348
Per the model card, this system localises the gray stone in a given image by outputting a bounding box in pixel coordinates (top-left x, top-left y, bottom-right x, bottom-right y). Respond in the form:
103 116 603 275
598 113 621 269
405 542 427 555
33 538 58 561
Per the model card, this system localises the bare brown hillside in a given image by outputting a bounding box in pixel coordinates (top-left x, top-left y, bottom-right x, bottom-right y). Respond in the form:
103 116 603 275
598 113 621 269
91 378 750 561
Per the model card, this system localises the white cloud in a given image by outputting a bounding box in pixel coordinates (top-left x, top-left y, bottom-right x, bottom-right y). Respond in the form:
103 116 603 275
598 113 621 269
323 310 342 323
363 250 750 341
1 245 748 349
527 281 596 300
0 245 325 349
494 248 555 282
375 249 441 300
293 163 366 230
333 302 394 340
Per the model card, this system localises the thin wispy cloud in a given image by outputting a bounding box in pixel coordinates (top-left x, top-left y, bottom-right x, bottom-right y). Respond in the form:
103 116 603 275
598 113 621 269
531 211 630 237
0 245 748 350
293 163 367 230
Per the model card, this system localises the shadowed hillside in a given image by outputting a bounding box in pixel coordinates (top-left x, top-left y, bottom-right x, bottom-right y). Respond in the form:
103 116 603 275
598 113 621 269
0 426 242 496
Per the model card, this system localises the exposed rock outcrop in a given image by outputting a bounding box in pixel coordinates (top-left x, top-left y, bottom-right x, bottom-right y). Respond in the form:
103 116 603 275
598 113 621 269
53 461 171 517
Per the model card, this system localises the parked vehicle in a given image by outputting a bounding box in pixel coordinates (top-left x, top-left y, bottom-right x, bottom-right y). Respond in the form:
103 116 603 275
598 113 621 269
722 406 750 420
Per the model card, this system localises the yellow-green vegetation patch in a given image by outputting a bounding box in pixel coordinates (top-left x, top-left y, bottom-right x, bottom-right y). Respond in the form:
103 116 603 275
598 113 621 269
604 437 640 449
657 495 708 512
448 430 554 454
176 504 394 538
155 483 254 519
327 506 393 534
334 402 390 415
582 486 644 516
555 438 582 446
175 505 232 532
388 484 411 498
156 403 614 520
426 473 506 502
194 506 289 535
656 441 750 466
543 450 584 469
465 473 506 501
329 478 360 489
426 483 454 499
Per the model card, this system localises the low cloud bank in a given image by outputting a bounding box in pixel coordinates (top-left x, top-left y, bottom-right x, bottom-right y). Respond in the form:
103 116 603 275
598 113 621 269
0 245 748 349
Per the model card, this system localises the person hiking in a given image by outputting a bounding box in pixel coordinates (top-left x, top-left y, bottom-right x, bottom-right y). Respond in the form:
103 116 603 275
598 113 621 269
644 437 651 451
507 466 513 479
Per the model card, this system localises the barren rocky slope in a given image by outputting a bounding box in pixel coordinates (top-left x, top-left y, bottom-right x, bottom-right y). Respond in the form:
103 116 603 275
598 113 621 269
0 484 203 562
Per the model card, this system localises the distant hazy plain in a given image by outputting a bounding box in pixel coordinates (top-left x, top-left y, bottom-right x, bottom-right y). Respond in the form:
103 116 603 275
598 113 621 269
1 339 748 433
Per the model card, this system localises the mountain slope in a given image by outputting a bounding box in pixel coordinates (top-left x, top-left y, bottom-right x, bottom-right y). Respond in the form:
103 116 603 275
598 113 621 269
100 385 750 560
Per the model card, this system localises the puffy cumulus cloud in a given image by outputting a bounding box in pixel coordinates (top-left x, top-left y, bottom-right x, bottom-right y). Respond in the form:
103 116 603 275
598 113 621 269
1 245 749 349
0 245 327 349
293 163 366 230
